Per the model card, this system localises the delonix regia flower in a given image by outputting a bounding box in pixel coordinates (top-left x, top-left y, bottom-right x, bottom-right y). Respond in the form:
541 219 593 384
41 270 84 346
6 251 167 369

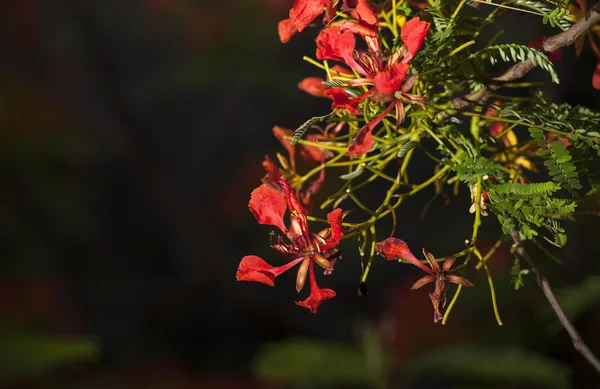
315 1 430 156
376 237 474 323
236 177 344 313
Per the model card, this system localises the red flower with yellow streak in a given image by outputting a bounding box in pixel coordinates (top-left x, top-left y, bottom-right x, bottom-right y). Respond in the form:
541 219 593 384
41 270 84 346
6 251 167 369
236 177 344 313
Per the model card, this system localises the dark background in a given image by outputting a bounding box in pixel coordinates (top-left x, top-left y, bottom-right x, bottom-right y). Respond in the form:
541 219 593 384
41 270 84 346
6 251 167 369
1 1 600 388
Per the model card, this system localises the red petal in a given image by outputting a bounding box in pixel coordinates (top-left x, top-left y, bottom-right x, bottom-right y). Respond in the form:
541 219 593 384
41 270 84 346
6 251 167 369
249 185 288 234
400 17 430 63
316 26 366 74
295 261 336 313
374 62 409 94
301 134 335 161
300 168 325 211
448 274 474 287
289 0 328 33
324 87 363 115
237 255 304 286
273 125 296 169
485 101 504 137
346 101 394 156
593 59 600 90
375 237 432 273
321 208 344 250
356 0 379 27
261 155 282 190
278 18 297 43
280 178 310 241
298 77 327 97
329 65 354 79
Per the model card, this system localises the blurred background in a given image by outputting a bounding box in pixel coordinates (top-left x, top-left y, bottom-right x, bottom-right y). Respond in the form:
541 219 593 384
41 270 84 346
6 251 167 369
1 0 600 388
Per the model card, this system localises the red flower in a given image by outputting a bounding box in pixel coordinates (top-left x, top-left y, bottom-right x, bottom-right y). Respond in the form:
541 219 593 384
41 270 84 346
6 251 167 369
376 238 474 323
272 125 333 170
315 16 430 156
278 0 336 43
237 178 344 313
527 35 562 62
298 77 327 97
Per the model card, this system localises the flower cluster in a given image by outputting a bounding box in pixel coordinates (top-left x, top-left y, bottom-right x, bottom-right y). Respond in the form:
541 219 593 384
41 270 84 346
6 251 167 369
236 177 344 313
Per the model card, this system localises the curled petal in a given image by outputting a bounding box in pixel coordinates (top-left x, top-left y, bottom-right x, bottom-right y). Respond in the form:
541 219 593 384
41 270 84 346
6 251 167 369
411 275 436 290
442 256 457 271
316 26 366 74
400 17 430 63
321 208 344 250
430 292 444 323
249 185 288 234
422 249 440 272
278 18 297 43
375 237 432 273
261 155 282 190
296 262 336 313
296 257 311 292
236 255 303 286
313 253 333 270
273 126 296 169
298 77 327 97
448 274 474 287
356 0 379 27
324 87 370 115
289 0 328 33
346 101 394 156
374 62 409 95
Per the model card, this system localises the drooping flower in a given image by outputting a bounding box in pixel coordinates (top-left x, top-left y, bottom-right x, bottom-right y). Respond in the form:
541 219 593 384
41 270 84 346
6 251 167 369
278 0 337 43
236 178 344 313
315 15 430 156
376 238 474 323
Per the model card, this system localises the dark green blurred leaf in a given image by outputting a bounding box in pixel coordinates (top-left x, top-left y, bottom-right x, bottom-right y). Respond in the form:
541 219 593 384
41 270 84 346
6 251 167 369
0 333 98 381
539 276 600 335
406 344 571 389
251 337 373 387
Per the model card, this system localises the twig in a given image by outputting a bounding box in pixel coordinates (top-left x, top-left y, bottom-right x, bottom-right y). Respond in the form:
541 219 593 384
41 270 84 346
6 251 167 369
510 229 600 374
437 8 600 121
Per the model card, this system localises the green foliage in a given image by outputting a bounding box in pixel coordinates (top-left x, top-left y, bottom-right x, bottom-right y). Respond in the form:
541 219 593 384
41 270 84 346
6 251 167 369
290 115 328 146
486 182 575 243
477 44 560 83
406 344 572 389
251 338 379 387
507 0 571 30
397 141 416 158
454 155 503 184
529 127 583 192
511 256 529 290
0 334 98 381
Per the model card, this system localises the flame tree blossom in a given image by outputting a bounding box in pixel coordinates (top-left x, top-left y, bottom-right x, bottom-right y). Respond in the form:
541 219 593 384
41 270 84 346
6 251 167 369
236 177 344 313
376 238 474 323
315 3 430 156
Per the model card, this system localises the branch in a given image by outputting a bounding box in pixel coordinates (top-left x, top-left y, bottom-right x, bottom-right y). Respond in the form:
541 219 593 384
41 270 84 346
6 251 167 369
510 229 600 374
437 7 600 121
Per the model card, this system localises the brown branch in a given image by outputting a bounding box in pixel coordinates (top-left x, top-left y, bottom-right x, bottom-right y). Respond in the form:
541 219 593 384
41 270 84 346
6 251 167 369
437 8 600 121
510 229 600 374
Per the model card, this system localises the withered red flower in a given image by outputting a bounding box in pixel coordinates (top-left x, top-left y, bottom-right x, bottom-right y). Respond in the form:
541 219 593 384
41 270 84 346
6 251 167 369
376 238 473 323
237 178 345 313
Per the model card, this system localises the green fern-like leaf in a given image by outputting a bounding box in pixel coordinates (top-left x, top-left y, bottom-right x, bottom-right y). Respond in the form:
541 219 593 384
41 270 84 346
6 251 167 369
477 45 559 83
290 115 327 146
